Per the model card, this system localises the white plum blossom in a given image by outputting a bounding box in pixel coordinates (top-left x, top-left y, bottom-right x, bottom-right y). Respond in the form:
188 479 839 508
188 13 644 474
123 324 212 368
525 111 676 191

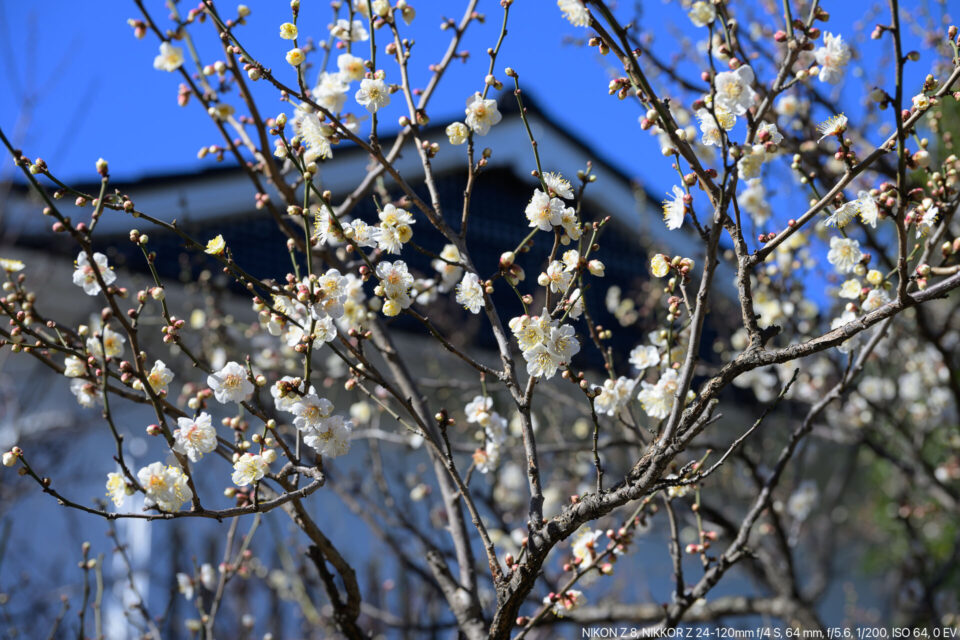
200 564 217 591
827 236 863 274
739 179 771 226
292 394 335 432
172 412 217 462
571 528 604 569
207 361 254 404
177 573 195 600
232 453 270 487
73 252 116 296
860 376 897 403
339 273 369 331
825 200 859 228
525 189 567 231
70 378 101 407
775 94 802 118
86 326 125 359
862 288 890 312
345 218 379 249
64 355 86 378
857 191 879 227
838 279 862 299
511 312 553 352
650 254 671 278
757 122 783 145
144 360 174 394
714 66 758 116
557 0 590 27
271 376 312 413
446 122 469 145
917 206 939 236
667 475 693 499
465 395 494 426
472 440 501 474
354 0 390 18
787 481 819 521
524 343 561 379
292 395 354 458
312 315 338 344
464 93 502 135
303 414 353 458
737 146 766 179
0 258 24 272
637 369 680 420
432 244 463 292
695 106 734 146
558 206 581 239
285 48 305 67
138 462 192 512
562 249 581 271
106 472 127 508
594 376 636 416
814 33 851 85
566 288 585 320
355 77 391 113
817 113 847 142
688 1 716 27
456 272 484 314
313 72 350 113
510 310 580 380
314 269 350 319
547 324 580 362
375 261 415 316
542 172 574 199
375 204 415 254
337 53 365 82
292 103 333 162
279 22 298 40
331 19 369 42
629 345 660 371
538 260 573 294
662 185 686 230
153 42 184 72
831 309 859 354
544 590 587 617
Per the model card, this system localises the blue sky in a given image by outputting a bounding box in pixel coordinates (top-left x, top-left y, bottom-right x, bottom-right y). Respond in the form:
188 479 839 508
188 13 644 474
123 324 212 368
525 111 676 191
0 1 626 181
0 0 944 283
0 1 892 183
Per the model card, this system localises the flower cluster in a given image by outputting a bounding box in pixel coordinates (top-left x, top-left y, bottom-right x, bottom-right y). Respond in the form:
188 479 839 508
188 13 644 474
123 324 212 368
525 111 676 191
524 176 580 240
542 589 586 616
509 310 580 379
374 204 415 254
232 451 273 487
374 260 415 317
137 462 193 512
593 377 636 417
465 395 508 474
636 369 695 421
272 376 353 458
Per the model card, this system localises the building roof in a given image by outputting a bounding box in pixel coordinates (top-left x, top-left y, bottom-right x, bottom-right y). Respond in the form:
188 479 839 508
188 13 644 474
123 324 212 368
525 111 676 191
1 93 703 258
1 93 735 365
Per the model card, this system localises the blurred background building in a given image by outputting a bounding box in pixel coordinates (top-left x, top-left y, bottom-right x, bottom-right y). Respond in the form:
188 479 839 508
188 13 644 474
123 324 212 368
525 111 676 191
0 95 746 638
